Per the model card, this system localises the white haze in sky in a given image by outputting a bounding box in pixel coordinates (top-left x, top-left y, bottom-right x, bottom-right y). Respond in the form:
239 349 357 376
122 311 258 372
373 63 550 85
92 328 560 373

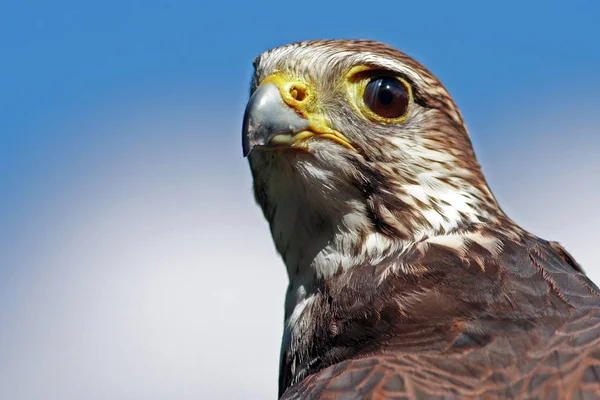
0 101 598 400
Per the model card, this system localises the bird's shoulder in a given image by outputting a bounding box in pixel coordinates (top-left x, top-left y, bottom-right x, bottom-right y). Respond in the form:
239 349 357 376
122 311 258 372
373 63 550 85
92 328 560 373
282 306 600 399
280 228 600 399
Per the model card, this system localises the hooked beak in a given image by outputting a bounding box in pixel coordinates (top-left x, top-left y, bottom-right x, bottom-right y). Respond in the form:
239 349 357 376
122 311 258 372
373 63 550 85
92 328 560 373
242 76 356 157
242 83 310 157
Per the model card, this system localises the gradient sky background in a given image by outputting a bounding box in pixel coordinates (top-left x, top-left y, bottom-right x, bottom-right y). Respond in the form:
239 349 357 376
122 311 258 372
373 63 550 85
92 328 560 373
1 1 599 399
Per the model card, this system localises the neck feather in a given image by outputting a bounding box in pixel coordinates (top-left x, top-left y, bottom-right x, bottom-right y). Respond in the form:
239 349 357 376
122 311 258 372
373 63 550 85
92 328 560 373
269 178 502 290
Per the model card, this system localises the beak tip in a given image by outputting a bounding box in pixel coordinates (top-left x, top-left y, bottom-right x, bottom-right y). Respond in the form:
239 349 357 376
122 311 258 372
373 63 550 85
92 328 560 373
242 105 252 157
242 125 252 157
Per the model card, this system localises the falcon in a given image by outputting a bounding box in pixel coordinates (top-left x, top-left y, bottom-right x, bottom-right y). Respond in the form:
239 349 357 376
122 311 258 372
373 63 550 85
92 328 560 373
241 40 600 399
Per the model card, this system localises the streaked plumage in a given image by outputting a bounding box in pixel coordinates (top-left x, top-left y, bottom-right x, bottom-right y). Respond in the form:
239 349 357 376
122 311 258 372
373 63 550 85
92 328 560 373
241 40 600 399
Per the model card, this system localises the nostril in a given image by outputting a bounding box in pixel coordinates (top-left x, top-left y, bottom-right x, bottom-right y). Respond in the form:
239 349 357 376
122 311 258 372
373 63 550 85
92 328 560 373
289 85 308 102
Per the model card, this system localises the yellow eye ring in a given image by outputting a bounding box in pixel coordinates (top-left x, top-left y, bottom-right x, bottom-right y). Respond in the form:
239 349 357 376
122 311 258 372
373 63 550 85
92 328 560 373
345 66 412 124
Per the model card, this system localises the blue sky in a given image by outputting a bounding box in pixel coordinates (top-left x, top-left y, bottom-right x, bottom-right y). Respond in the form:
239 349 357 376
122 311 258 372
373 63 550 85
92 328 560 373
3 1 600 135
1 1 599 399
2 1 600 218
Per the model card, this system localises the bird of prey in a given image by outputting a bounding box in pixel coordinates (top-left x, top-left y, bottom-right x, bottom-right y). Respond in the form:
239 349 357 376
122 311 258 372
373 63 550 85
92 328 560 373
241 40 600 399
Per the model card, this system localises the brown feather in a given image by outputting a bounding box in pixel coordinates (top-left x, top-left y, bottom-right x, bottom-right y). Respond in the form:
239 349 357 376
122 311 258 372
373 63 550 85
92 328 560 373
280 233 600 399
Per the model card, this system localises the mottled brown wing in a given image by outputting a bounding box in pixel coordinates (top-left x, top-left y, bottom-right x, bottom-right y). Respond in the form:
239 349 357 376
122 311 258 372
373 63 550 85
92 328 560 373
279 236 600 399
281 307 600 399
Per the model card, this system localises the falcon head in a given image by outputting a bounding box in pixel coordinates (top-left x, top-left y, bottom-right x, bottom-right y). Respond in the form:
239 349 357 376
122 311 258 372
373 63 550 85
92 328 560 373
242 40 505 283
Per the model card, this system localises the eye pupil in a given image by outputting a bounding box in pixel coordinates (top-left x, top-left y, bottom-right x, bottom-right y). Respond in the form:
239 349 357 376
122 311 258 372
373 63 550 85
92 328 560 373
364 77 409 119
378 88 393 105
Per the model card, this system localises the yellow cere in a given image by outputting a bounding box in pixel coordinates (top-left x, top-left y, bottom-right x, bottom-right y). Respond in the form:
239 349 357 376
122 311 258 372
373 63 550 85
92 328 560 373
344 65 413 124
259 72 358 152
260 73 312 115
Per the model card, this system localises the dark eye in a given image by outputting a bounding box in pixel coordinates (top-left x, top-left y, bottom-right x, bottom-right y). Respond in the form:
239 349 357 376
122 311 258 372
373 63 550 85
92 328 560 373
363 77 409 119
